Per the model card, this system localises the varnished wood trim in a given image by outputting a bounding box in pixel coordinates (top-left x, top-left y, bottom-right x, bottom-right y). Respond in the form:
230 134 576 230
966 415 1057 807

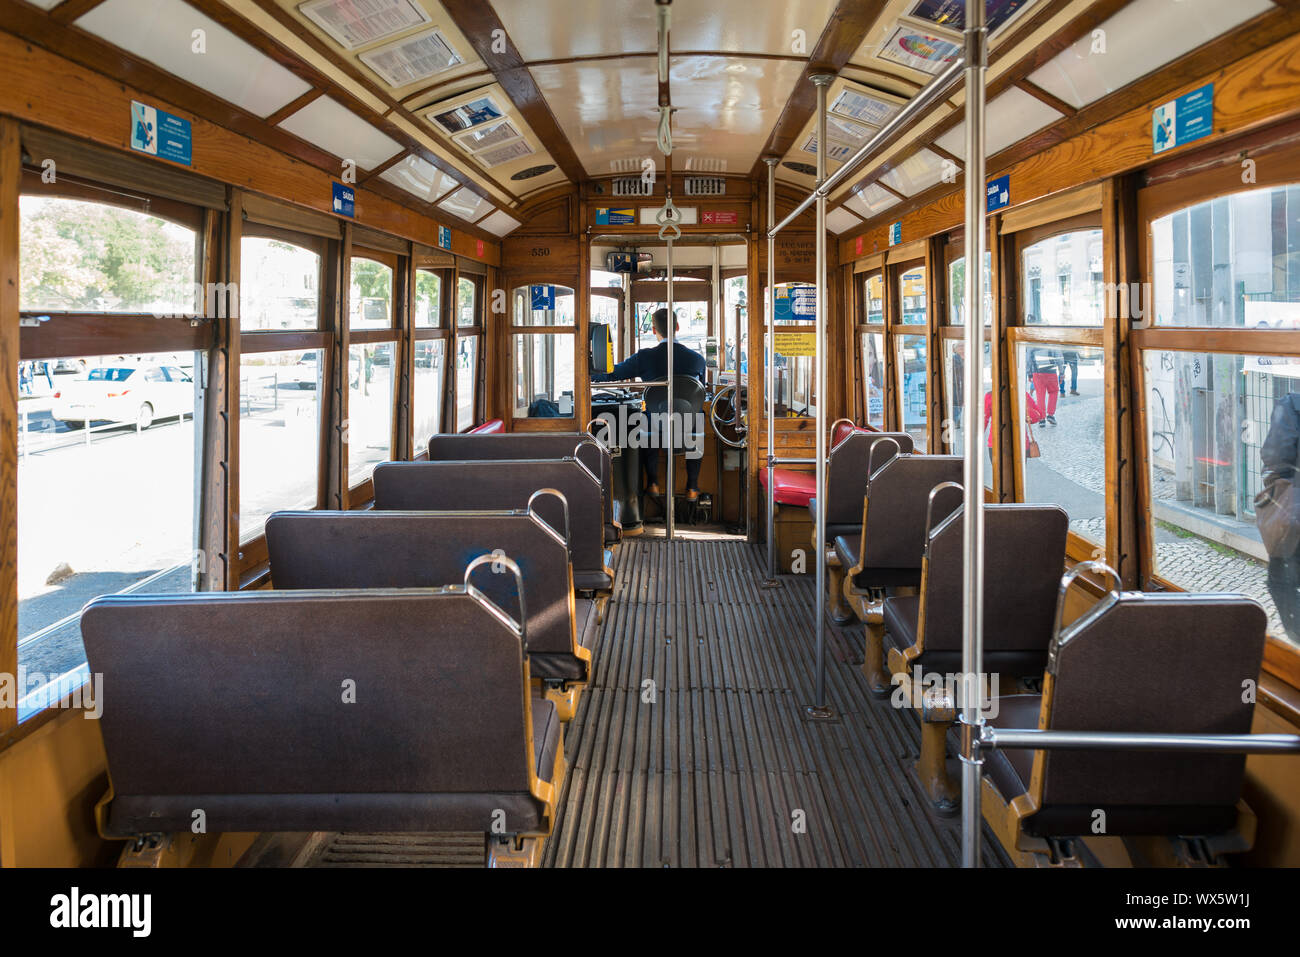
0 118 19 736
48 0 105 24
263 88 324 128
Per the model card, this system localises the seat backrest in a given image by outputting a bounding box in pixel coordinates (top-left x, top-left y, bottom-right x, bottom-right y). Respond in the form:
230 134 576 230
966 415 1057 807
645 376 706 419
428 432 612 527
373 459 606 580
858 454 963 570
266 509 576 656
1039 593 1265 818
919 504 1069 652
824 431 914 527
81 589 535 831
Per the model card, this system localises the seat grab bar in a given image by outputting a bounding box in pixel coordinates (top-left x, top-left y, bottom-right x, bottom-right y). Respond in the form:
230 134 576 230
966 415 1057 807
925 481 964 543
463 552 528 650
527 487 572 552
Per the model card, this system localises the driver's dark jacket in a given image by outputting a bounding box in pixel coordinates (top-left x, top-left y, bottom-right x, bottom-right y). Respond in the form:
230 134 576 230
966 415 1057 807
593 341 706 385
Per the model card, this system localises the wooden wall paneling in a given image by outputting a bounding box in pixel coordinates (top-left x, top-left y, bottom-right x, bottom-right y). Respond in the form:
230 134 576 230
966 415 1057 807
1112 176 1142 587
222 191 243 586
925 237 944 454
0 118 19 735
994 228 1017 502
326 227 351 508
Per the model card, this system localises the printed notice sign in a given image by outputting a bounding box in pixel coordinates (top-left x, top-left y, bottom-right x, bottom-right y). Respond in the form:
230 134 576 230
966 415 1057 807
1152 84 1213 155
596 207 636 226
130 100 192 166
889 221 902 245
774 286 815 323
531 284 555 311
986 174 1010 212
331 182 355 218
774 331 817 357
438 226 452 249
701 210 739 225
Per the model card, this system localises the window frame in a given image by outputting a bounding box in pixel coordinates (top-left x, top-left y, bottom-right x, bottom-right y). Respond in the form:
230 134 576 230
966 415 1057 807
507 279 579 429
1135 158 1300 678
345 247 402 494
454 270 486 432
854 268 888 429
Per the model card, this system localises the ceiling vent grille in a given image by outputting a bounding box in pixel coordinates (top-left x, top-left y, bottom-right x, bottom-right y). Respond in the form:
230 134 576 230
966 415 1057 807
612 177 653 197
684 176 726 196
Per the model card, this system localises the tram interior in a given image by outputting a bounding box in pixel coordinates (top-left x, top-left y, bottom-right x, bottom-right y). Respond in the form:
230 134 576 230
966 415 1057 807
0 0 1299 871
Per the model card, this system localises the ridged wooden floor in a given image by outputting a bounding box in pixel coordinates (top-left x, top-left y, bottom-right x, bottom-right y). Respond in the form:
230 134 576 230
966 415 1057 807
544 538 1010 868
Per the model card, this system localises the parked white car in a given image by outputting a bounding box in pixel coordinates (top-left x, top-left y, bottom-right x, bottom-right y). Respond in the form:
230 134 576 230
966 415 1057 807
51 364 193 430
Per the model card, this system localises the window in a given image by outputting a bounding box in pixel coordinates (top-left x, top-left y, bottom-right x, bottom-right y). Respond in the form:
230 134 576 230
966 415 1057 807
725 275 748 375
1021 229 1103 326
17 351 201 715
20 196 197 315
240 237 320 331
897 334 928 451
1015 343 1106 543
415 269 442 327
512 284 575 418
861 331 885 428
1151 185 1300 328
239 349 322 539
948 250 992 326
899 268 926 325
1139 181 1300 649
771 282 816 419
413 339 446 446
347 342 395 483
456 336 479 432
350 257 393 329
943 339 993 489
413 266 450 446
456 275 483 431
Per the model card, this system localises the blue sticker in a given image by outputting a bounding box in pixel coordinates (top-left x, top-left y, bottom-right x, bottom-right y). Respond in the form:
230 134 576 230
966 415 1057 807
889 221 902 246
331 182 354 218
531 284 555 311
986 174 1010 212
130 100 191 166
1153 83 1213 155
596 207 636 226
438 226 452 249
773 286 816 322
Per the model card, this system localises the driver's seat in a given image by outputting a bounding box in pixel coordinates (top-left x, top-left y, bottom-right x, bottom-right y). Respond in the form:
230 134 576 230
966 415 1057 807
640 376 707 518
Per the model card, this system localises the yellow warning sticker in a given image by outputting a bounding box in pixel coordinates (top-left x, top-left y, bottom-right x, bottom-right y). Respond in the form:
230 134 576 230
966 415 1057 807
773 331 816 357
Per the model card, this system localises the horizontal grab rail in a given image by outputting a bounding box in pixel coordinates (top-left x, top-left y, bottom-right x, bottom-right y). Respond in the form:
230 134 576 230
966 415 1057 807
980 726 1300 756
768 56 966 239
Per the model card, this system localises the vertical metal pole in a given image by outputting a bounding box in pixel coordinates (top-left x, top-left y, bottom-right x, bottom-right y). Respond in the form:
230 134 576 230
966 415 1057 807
808 74 834 718
960 0 988 869
762 157 779 587
666 235 675 541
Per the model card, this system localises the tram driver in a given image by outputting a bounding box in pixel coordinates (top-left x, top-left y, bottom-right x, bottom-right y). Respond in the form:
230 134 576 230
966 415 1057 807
594 307 706 501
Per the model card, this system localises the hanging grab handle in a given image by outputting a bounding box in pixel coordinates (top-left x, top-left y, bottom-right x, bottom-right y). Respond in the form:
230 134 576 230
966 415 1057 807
463 552 528 649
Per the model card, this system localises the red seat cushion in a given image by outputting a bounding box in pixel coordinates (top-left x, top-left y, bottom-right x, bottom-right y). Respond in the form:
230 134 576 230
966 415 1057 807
758 467 816 507
832 420 880 449
467 418 505 435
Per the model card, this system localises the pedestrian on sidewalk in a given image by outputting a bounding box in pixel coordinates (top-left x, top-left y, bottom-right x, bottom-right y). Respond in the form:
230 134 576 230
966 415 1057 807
1028 346 1060 425
1258 391 1300 644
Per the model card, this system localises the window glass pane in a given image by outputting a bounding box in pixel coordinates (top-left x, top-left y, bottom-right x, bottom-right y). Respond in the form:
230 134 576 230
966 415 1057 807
457 277 478 327
350 257 393 329
861 331 884 428
947 251 992 325
943 339 993 488
864 273 884 324
347 342 394 483
1145 348 1298 645
513 284 575 327
899 268 926 325
415 269 442 328
725 275 748 374
514 334 575 417
456 336 480 431
413 339 446 446
773 282 815 325
239 350 321 539
1151 185 1300 327
897 334 928 451
18 351 200 715
20 196 197 314
1021 229 1103 326
1016 343 1106 542
240 237 320 331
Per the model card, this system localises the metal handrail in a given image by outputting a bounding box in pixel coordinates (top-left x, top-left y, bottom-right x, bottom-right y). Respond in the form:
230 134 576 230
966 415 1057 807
981 726 1300 756
527 487 572 551
925 481 964 542
767 57 966 240
463 552 528 649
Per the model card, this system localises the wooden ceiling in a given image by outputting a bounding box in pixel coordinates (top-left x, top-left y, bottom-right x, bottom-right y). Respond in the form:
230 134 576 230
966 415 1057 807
4 0 1292 238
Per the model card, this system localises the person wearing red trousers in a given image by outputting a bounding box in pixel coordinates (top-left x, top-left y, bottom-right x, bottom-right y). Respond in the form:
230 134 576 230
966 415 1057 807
1027 346 1060 424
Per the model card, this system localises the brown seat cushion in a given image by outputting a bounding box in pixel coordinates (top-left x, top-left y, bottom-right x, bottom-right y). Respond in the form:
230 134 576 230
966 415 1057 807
835 535 922 590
